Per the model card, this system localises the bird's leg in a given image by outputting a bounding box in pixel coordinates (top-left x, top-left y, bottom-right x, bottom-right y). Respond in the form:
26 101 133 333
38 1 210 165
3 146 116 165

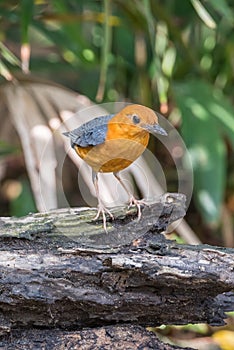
92 171 114 231
113 172 142 220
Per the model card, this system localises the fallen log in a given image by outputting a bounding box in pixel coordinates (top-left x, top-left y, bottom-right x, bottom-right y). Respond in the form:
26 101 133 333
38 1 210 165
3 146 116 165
0 325 194 350
0 193 233 348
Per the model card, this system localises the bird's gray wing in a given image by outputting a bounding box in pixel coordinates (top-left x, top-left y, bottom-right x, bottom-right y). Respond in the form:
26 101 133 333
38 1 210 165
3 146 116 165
63 114 114 147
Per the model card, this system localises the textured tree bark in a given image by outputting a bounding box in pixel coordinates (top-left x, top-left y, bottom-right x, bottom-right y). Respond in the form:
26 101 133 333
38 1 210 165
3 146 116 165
0 325 194 350
0 193 233 349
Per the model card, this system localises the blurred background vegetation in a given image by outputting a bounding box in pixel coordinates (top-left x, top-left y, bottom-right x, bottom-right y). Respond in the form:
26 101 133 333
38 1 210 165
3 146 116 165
0 0 234 348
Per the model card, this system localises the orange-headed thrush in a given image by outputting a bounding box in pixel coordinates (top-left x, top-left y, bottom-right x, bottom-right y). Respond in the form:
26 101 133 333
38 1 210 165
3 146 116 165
63 104 167 231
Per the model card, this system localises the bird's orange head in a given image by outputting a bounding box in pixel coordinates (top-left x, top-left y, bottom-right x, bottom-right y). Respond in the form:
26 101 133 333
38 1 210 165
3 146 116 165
109 104 167 137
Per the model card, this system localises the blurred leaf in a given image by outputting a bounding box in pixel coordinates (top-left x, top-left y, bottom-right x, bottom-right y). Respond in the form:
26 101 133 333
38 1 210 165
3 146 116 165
155 21 168 57
142 0 155 48
181 323 209 335
51 0 87 57
39 12 121 26
0 60 13 80
208 0 234 26
162 46 176 77
0 43 21 67
96 0 112 101
0 141 18 157
157 75 169 105
190 0 216 28
167 233 186 244
115 0 149 32
213 330 234 350
208 91 234 148
9 178 36 217
174 80 230 225
20 0 34 72
20 0 34 44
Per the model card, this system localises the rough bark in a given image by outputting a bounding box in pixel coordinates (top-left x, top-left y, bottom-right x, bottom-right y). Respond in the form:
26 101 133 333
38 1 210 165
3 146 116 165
0 193 233 348
0 325 193 350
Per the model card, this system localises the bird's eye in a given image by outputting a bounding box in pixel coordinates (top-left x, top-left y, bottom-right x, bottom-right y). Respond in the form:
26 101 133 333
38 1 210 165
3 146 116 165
132 114 140 124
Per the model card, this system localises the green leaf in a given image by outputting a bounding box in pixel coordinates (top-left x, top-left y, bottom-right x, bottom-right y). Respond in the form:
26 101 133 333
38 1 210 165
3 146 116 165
162 46 176 77
51 0 87 56
10 178 36 217
175 80 234 146
208 0 234 26
174 79 231 225
0 141 18 157
190 0 216 28
0 43 21 66
0 61 13 80
208 91 234 148
96 0 112 101
21 0 34 44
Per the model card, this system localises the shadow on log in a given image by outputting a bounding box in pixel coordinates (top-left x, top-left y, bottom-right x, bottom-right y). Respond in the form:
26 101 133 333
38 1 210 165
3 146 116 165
0 193 233 349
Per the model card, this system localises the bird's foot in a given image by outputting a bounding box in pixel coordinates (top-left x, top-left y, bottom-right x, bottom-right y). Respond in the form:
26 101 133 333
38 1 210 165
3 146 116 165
93 204 114 232
127 196 146 221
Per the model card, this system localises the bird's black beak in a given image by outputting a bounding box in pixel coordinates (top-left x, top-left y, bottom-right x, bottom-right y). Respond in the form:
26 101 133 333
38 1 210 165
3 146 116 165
63 131 70 137
142 123 168 136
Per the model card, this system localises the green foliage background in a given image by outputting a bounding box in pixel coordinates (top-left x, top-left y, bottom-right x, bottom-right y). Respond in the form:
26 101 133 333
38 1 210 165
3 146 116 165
0 0 234 234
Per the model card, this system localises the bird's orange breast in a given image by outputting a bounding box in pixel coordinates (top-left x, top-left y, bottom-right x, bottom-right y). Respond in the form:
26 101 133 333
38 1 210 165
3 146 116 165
74 122 149 173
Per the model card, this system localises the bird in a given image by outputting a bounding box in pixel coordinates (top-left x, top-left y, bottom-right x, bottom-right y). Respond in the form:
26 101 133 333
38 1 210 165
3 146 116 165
63 104 167 231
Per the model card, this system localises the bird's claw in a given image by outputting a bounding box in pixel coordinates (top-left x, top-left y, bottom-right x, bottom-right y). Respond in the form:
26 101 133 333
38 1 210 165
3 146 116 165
127 196 146 221
93 204 114 232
